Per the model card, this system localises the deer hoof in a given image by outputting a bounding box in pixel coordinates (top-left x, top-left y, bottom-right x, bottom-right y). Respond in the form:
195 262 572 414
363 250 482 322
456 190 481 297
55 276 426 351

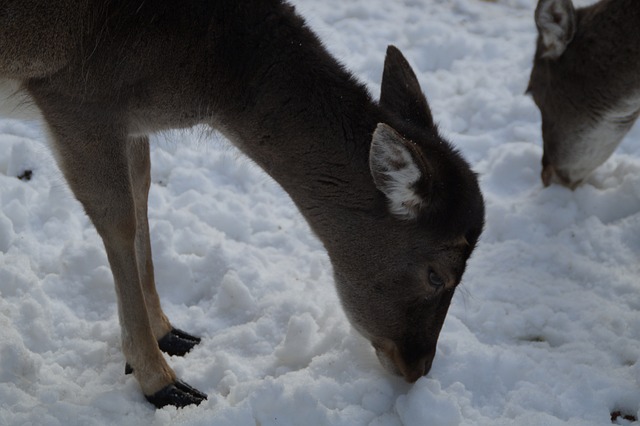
158 328 202 356
145 380 208 409
124 329 201 375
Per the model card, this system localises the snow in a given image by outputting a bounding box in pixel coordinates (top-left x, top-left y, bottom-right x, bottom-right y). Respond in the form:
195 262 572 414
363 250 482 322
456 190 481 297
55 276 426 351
1 0 640 425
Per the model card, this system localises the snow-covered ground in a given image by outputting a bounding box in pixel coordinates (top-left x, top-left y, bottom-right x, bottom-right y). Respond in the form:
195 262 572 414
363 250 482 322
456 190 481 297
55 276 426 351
2 0 640 424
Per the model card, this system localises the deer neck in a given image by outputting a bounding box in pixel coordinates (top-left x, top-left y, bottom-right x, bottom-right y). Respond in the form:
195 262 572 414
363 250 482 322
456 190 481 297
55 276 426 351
212 79 386 242
563 0 640 116
574 0 640 69
204 6 388 242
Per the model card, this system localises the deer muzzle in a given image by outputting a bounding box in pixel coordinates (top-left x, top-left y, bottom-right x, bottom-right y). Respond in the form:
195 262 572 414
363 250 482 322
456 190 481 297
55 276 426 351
374 338 435 383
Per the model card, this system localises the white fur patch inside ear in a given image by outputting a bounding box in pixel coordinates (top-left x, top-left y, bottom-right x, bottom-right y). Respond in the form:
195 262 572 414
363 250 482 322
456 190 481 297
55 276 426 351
536 0 575 59
369 123 424 219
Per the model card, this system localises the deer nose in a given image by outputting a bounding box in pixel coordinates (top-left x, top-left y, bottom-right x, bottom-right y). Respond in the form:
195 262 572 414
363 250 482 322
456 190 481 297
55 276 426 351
374 339 435 383
402 355 434 383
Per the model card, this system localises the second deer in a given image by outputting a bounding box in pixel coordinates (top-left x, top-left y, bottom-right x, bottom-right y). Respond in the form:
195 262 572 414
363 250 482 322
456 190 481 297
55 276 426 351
528 0 640 188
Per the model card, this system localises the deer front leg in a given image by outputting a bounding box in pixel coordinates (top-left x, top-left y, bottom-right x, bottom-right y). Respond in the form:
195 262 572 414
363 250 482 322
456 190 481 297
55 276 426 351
31 100 206 407
127 137 201 357
98 188 206 408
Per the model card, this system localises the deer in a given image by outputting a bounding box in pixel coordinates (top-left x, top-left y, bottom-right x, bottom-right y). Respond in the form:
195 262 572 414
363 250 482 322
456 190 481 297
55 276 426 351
527 0 640 189
0 0 485 408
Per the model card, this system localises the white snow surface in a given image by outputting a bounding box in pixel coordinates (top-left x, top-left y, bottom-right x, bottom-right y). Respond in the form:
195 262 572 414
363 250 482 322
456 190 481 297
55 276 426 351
2 0 640 425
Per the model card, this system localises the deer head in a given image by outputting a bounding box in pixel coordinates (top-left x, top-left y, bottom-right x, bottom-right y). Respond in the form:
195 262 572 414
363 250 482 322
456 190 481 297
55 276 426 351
331 46 484 382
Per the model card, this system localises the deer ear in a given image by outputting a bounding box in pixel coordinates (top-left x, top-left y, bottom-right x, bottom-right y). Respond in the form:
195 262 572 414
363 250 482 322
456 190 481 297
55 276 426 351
370 123 429 219
535 0 576 59
380 45 434 129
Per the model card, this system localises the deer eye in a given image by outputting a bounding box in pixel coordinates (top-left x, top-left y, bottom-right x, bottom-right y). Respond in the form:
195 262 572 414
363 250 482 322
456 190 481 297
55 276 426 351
428 270 444 288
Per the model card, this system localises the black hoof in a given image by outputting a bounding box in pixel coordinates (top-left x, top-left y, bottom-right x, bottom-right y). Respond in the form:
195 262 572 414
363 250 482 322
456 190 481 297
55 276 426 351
158 328 202 357
125 328 202 375
145 380 208 409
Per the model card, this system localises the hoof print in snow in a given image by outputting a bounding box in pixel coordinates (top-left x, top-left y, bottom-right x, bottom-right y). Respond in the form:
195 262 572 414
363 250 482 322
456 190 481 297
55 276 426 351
145 380 208 409
17 170 32 181
611 411 637 423
158 328 202 357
